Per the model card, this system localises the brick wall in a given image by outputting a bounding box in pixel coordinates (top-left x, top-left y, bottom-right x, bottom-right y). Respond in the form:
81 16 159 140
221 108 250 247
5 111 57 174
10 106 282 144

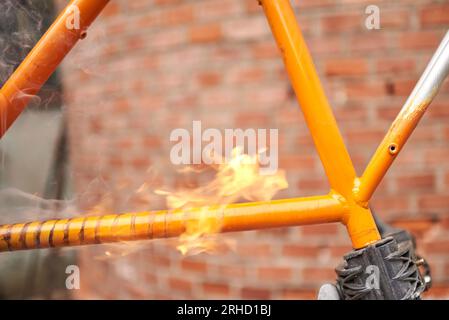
59 0 449 299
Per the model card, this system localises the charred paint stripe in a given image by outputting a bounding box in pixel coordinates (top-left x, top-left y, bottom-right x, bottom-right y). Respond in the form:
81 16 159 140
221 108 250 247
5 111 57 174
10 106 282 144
131 214 137 238
19 222 32 249
35 222 43 248
48 220 58 247
3 225 13 251
164 212 167 238
78 218 86 244
94 216 103 244
147 214 153 239
63 219 72 245
112 214 120 237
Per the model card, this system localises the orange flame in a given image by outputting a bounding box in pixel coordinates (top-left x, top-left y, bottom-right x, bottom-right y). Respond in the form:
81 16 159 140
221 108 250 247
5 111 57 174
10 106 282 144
156 147 288 256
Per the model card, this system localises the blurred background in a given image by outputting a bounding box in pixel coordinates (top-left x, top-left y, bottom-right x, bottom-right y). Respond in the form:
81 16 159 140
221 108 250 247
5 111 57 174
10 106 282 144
1 0 449 299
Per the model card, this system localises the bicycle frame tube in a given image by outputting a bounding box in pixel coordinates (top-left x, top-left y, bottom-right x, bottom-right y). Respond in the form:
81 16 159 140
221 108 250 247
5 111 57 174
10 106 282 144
261 0 380 248
2 0 445 252
261 0 356 199
355 31 449 204
0 0 109 138
0 195 344 252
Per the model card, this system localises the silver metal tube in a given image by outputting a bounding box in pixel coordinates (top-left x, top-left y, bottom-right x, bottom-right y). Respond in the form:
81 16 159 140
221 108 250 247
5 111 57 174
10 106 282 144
356 31 449 203
400 31 449 119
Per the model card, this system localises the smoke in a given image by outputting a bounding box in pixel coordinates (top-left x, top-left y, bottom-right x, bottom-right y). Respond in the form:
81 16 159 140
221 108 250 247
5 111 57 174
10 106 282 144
0 0 47 86
0 187 75 224
0 0 62 170
68 24 108 78
0 0 110 226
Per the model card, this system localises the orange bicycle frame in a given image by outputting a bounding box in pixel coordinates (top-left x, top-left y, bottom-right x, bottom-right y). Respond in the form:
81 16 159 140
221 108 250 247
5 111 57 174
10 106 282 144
0 0 446 252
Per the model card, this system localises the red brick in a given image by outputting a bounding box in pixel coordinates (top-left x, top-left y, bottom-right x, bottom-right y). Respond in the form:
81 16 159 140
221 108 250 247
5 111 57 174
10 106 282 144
419 195 449 210
251 41 279 60
131 157 151 170
279 155 316 170
428 103 449 119
151 29 186 49
216 265 246 278
295 0 335 8
422 240 449 255
400 31 441 50
154 0 182 5
396 173 435 191
329 245 352 258
349 34 389 52
115 137 134 149
143 136 162 149
391 218 436 237
102 2 120 17
344 127 385 144
161 5 194 26
281 288 316 300
241 287 271 299
302 267 335 283
202 282 230 296
126 35 146 51
109 157 124 169
376 105 399 121
196 1 241 20
283 244 320 258
423 285 449 299
181 259 208 273
376 58 415 74
420 4 449 27
244 0 260 13
424 148 449 165
301 224 339 236
389 79 416 96
308 37 342 55
235 112 269 127
325 58 368 77
223 17 269 41
345 81 386 98
334 105 368 122
381 10 410 29
151 255 171 268
228 67 264 84
197 71 222 87
321 13 362 33
113 99 131 113
237 244 272 257
258 267 292 281
370 195 410 212
190 24 222 43
168 277 192 293
297 177 327 192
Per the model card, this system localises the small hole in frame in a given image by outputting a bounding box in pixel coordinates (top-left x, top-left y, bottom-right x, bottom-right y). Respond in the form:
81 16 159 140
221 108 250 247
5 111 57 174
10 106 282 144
389 143 398 155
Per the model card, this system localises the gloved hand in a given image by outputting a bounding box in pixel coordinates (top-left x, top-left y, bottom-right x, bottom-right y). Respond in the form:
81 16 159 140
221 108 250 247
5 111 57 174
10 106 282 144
317 283 340 300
